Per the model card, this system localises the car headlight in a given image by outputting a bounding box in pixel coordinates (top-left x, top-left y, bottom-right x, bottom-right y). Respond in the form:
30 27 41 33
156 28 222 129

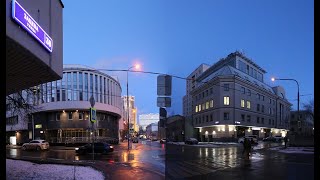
75 148 79 150
110 146 113 148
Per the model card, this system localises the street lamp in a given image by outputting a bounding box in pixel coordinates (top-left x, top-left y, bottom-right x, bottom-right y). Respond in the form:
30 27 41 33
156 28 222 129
127 64 140 150
271 77 300 130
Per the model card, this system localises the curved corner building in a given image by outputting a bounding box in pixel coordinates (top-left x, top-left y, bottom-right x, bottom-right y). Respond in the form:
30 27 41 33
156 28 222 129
29 64 122 144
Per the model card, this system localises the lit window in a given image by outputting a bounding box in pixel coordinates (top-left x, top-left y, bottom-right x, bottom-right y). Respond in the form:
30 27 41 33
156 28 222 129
210 100 214 108
206 102 209 109
246 101 251 109
198 104 201 111
247 89 251 96
195 106 198 112
202 103 205 110
224 96 230 105
241 99 245 108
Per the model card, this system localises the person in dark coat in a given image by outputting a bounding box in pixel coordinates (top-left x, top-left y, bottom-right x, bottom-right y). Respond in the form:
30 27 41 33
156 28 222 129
243 138 251 158
284 136 288 148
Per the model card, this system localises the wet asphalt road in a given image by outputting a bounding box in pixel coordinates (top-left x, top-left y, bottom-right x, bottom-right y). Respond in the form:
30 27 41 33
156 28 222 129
7 141 314 180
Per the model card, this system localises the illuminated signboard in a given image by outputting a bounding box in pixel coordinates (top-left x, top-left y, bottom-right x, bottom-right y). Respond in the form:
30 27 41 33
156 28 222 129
12 0 53 52
35 124 42 129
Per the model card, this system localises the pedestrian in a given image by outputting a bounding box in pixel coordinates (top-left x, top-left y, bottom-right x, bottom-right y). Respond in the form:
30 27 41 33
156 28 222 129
243 138 251 159
284 136 288 148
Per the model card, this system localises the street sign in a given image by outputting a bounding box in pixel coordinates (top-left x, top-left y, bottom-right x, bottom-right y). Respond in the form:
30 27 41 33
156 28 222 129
157 97 171 107
89 95 95 107
157 75 172 96
12 0 53 53
90 107 96 123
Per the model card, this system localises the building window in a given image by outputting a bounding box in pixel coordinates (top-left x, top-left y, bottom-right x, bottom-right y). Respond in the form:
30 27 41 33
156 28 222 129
224 84 229 91
68 112 73 120
210 100 214 108
241 87 245 94
241 99 245 108
224 112 230 120
224 96 230 105
257 93 260 100
257 104 260 111
269 119 271 124
269 108 272 115
246 101 251 109
272 119 275 125
206 115 209 122
210 114 213 121
79 112 83 120
262 105 265 113
206 101 209 109
247 115 251 122
247 89 251 96
269 98 272 104
202 103 205 110
6 116 18 125
241 114 245 121
56 113 60 121
210 88 213 94
262 95 265 101
257 117 260 123
261 118 264 124
206 90 208 96
195 105 198 112
198 104 201 112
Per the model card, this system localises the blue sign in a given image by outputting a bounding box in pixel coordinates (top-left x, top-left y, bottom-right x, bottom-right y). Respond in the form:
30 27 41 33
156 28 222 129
12 0 53 53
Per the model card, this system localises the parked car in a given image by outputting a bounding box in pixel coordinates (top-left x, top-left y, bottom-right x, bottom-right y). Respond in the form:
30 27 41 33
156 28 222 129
22 140 50 151
104 137 119 144
273 135 284 142
185 138 199 145
75 142 114 155
238 135 258 144
151 137 158 141
262 136 276 142
132 137 139 143
160 138 166 144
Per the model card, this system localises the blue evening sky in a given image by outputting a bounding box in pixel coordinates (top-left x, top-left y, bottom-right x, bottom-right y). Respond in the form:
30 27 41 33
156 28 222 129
63 0 314 117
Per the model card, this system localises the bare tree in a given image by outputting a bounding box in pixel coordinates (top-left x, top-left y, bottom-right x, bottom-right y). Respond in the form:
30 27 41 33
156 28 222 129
6 86 42 124
303 99 314 121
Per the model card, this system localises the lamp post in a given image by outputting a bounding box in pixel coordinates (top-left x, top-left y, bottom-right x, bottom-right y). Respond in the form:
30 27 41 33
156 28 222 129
127 64 140 150
271 78 300 131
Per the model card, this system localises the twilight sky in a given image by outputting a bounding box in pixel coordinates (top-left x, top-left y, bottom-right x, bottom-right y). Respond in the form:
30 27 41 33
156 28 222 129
62 0 314 117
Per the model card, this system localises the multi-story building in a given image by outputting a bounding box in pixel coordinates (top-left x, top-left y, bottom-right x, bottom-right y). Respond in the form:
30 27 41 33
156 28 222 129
183 64 210 119
122 96 138 133
6 0 63 95
185 51 291 142
290 110 314 136
139 113 159 131
6 65 122 145
146 123 158 139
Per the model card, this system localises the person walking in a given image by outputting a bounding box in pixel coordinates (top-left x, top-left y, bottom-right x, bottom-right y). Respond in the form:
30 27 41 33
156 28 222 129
243 138 251 159
284 135 288 148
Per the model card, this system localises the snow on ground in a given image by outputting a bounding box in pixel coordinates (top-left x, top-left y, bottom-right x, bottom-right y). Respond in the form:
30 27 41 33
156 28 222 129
6 159 104 180
269 147 314 154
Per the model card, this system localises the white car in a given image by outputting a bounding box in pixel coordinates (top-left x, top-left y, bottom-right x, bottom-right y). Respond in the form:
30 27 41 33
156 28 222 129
22 140 50 151
238 135 258 144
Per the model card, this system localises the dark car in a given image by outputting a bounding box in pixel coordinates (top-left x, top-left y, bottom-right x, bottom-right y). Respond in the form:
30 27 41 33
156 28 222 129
132 137 139 143
262 136 276 142
75 142 114 155
105 137 119 144
185 138 199 145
